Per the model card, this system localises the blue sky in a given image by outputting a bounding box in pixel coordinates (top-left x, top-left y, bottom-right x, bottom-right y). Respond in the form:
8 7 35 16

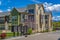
0 0 60 21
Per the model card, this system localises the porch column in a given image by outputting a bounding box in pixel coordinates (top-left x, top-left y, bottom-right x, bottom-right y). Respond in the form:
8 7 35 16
5 21 8 30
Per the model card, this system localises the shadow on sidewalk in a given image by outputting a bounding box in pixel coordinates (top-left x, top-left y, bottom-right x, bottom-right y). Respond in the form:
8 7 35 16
58 38 60 40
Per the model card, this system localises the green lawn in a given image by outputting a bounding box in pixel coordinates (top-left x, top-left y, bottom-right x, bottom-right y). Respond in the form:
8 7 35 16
0 32 21 38
0 28 32 38
6 32 13 38
6 32 21 38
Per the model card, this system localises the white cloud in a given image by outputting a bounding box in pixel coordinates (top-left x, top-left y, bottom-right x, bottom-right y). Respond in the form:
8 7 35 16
0 1 2 5
0 10 3 12
57 16 60 18
43 2 60 11
31 1 60 12
52 16 60 21
43 2 52 7
31 0 60 12
7 9 11 11
31 0 41 3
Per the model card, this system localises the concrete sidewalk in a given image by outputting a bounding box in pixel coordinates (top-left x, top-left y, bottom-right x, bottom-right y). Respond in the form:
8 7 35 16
4 31 55 40
4 36 25 40
4 33 41 40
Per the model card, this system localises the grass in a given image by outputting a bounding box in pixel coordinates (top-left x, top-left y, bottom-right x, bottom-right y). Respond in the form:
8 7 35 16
0 32 21 38
6 32 21 38
6 32 13 38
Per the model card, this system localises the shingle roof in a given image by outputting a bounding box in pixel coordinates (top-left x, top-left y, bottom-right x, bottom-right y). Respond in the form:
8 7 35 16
0 12 10 17
16 7 27 12
0 7 27 16
45 12 52 15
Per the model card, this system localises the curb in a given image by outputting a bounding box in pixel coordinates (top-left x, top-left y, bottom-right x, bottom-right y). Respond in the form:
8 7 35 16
4 33 41 40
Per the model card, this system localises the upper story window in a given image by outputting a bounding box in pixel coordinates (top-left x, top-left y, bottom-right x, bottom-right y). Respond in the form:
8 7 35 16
12 16 17 19
22 14 25 19
28 9 34 14
40 15 44 24
38 7 40 9
45 21 48 24
12 16 18 22
45 15 49 19
0 20 5 24
28 15 34 22
0 26 5 30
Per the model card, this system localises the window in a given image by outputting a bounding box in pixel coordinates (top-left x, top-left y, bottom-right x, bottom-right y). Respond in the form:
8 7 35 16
41 15 44 24
12 16 18 21
45 15 49 19
22 14 25 22
38 7 40 9
0 26 5 30
31 15 34 22
45 21 48 24
22 14 24 18
12 16 17 19
0 20 5 24
28 15 34 22
0 17 5 24
25 15 27 19
28 9 34 14
40 10 41 14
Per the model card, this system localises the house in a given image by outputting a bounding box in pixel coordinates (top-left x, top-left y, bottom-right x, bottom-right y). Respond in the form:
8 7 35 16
0 4 52 32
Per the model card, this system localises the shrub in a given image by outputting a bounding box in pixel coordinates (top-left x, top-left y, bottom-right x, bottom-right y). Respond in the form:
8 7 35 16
53 26 56 31
27 28 32 35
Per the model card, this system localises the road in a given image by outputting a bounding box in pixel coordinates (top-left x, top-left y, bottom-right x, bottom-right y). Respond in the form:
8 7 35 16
5 30 60 40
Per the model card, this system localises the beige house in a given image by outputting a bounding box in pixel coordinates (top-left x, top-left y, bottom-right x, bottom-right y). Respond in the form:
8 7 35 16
27 4 52 32
0 4 52 32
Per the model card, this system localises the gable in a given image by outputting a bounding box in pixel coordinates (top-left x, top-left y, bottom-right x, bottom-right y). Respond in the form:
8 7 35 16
11 8 19 16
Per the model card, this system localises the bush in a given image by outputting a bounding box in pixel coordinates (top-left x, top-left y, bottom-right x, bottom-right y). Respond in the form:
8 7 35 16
40 30 49 33
6 32 13 38
53 26 56 31
27 28 32 35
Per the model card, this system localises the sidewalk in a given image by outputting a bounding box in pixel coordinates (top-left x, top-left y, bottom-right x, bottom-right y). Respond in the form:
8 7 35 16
4 36 25 40
4 33 41 40
4 31 55 40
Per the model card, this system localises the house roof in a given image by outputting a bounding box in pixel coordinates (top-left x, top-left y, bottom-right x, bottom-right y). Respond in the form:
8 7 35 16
0 4 52 17
0 12 10 17
0 7 27 16
19 12 28 14
16 7 27 12
45 12 52 15
28 14 34 15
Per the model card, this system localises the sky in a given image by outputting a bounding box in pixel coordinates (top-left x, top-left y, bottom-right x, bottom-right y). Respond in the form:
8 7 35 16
0 0 60 21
